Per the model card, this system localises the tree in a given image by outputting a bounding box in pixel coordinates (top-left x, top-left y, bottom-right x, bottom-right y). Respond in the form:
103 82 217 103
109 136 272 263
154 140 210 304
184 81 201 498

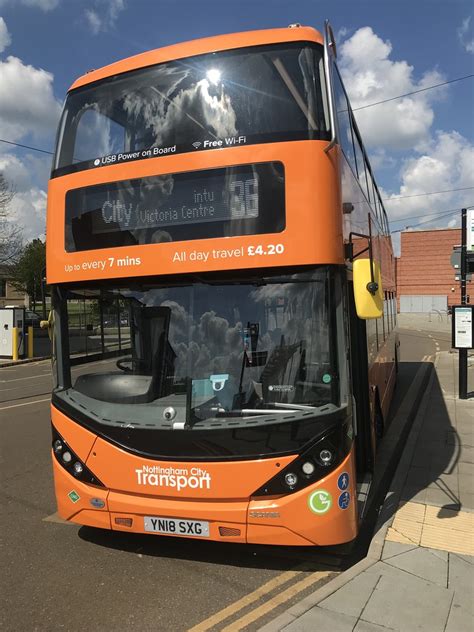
0 173 23 264
10 238 46 311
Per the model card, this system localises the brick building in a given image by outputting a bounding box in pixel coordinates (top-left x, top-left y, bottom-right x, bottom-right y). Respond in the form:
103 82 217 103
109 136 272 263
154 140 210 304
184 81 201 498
396 228 471 312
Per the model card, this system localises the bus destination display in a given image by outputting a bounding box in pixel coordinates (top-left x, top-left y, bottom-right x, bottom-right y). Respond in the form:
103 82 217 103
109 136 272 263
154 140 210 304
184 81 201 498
66 162 285 252
94 173 258 233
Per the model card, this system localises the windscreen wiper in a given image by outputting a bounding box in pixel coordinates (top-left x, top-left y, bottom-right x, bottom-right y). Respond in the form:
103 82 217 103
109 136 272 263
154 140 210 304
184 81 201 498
216 407 299 417
216 402 329 417
266 402 315 410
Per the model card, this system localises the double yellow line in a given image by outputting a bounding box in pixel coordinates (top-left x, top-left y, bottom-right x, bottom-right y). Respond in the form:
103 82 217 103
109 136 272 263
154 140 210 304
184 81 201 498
188 563 332 632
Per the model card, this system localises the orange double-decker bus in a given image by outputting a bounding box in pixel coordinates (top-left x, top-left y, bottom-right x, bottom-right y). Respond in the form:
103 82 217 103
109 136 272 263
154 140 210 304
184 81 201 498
46 23 398 546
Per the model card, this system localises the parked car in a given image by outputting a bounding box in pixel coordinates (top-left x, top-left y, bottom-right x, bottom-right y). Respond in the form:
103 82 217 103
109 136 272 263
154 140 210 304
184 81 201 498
24 310 42 328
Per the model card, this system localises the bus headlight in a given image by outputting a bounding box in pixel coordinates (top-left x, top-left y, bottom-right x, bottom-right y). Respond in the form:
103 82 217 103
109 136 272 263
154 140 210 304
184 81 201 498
284 472 298 488
317 450 334 466
301 460 316 476
251 422 352 497
51 425 104 488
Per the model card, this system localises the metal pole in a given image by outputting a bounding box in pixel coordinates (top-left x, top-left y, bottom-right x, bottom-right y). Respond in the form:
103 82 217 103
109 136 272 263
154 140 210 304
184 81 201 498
41 267 47 319
12 326 18 361
116 299 121 351
32 274 36 312
459 208 468 399
99 299 105 356
27 325 34 359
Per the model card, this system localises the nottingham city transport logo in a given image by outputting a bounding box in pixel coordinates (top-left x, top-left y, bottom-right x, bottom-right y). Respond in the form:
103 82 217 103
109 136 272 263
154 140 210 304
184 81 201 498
135 465 211 491
308 490 333 515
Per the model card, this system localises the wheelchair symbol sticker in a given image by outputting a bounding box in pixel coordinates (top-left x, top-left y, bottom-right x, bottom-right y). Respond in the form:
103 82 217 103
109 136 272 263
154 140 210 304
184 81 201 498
338 491 350 510
308 490 333 515
337 472 349 491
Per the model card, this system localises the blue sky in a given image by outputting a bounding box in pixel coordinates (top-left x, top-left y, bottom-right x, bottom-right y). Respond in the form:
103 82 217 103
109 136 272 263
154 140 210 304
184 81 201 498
0 0 473 254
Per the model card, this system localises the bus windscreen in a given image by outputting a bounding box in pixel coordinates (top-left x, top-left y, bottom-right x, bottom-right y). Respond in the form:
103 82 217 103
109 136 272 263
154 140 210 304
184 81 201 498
53 268 345 458
65 162 284 251
53 42 329 176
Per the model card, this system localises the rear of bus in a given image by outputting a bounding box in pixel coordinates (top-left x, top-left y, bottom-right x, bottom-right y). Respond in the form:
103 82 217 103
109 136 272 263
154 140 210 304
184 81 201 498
46 26 358 546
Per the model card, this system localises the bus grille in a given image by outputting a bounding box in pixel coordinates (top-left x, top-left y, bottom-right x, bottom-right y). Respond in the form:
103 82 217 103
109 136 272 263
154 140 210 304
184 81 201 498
218 526 241 537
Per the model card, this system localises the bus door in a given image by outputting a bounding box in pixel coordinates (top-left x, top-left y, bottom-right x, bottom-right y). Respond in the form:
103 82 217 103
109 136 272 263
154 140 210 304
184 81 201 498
348 283 372 473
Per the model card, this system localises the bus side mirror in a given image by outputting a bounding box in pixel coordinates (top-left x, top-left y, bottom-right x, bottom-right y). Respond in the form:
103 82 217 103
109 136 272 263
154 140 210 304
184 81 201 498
40 311 54 340
353 259 383 319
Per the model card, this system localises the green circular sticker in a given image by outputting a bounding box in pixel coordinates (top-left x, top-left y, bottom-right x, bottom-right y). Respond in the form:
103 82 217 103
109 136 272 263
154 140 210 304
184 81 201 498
308 490 333 515
322 374 332 384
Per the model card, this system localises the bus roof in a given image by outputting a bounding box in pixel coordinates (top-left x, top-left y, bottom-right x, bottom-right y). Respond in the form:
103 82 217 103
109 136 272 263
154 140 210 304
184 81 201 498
69 25 323 92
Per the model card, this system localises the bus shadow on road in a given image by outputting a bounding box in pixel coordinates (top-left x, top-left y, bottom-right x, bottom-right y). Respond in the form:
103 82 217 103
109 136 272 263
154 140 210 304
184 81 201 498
343 360 463 563
371 363 464 541
78 525 349 572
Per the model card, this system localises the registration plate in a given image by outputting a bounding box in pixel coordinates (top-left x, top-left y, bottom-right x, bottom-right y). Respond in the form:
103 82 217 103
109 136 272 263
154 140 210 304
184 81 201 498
144 516 210 537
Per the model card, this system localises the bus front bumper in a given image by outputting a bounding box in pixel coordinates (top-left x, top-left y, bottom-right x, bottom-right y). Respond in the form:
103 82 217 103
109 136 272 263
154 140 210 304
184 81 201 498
52 450 358 546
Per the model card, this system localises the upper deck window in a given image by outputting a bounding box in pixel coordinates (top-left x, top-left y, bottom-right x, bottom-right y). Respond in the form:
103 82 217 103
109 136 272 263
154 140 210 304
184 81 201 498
53 42 329 177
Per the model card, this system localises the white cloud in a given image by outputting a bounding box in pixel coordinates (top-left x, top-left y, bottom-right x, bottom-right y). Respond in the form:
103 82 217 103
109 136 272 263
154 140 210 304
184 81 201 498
0 0 59 10
85 9 102 35
368 148 398 172
337 26 473 255
85 0 125 34
339 27 446 150
0 151 51 190
22 0 59 8
11 188 47 242
0 151 50 241
0 53 60 243
0 152 30 190
457 16 474 54
0 55 61 142
336 26 348 43
0 17 11 52
383 131 474 234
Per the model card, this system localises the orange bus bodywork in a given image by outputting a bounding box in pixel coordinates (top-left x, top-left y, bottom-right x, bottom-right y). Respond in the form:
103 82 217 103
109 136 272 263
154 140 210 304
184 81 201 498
52 405 358 546
69 27 324 92
47 141 343 284
47 25 396 546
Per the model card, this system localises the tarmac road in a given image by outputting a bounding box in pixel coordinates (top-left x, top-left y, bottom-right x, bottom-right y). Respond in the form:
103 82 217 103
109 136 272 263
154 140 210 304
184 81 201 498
0 320 451 632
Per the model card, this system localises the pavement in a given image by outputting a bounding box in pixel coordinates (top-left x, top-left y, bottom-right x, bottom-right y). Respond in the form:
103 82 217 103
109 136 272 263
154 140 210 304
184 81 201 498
0 354 50 368
260 349 473 632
